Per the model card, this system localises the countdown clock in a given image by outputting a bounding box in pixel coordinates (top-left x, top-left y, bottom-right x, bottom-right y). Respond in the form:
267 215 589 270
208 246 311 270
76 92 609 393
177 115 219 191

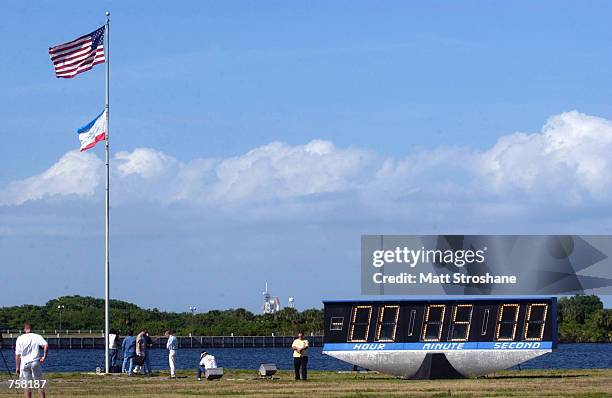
323 297 557 379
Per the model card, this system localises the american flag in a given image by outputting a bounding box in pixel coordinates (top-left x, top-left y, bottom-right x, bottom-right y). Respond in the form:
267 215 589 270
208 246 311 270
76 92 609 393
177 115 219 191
48 26 105 78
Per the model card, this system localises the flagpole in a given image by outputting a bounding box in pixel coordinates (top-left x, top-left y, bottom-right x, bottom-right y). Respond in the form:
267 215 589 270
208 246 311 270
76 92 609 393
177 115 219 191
104 10 111 375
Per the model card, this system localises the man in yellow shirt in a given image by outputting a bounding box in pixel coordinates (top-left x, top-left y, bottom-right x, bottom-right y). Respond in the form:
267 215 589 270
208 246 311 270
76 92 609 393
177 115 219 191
291 331 309 380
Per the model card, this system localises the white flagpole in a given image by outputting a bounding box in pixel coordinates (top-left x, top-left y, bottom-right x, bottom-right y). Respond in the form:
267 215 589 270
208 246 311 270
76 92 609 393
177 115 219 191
104 11 111 375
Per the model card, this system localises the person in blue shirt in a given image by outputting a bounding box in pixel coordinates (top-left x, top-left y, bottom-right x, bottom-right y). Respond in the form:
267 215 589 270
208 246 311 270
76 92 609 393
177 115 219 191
121 330 136 376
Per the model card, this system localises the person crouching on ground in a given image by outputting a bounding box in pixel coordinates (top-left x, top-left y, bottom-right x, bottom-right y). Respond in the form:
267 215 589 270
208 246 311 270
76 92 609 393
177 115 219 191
165 330 178 378
121 330 136 375
196 350 217 381
15 322 48 398
292 331 309 380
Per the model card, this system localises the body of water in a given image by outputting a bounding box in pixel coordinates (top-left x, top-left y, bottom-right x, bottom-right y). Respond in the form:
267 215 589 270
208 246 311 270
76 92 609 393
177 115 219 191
1 344 610 374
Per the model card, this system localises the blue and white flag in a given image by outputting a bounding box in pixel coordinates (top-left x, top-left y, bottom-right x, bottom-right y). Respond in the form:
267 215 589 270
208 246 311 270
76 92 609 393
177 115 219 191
78 110 107 152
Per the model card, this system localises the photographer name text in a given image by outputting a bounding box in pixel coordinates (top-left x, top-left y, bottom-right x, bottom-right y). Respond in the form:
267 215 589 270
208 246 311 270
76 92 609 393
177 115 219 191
372 271 517 285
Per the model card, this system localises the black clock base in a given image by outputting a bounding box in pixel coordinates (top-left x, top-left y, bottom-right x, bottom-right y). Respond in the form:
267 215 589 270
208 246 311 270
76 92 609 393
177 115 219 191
411 353 463 379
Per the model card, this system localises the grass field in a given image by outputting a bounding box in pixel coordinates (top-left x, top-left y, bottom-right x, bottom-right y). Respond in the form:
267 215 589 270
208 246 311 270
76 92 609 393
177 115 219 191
0 369 611 397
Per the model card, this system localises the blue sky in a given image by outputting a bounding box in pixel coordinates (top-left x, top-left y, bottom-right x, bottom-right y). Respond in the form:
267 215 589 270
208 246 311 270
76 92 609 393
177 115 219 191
1 1 612 312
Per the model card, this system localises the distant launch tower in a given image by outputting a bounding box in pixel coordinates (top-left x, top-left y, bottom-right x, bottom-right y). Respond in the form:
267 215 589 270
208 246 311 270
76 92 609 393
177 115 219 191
262 283 271 314
262 283 281 314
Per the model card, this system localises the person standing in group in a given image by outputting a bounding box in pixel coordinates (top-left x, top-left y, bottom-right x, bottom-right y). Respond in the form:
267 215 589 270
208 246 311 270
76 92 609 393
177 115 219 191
291 331 309 381
134 329 152 375
134 330 145 375
121 330 136 376
165 330 178 378
143 330 153 375
108 329 119 368
14 322 48 398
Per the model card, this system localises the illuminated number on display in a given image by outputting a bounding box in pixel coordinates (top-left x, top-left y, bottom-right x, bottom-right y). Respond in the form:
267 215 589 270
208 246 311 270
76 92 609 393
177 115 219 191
481 309 490 335
348 305 372 342
448 304 473 341
421 304 446 342
330 317 344 331
524 303 548 341
495 304 519 341
407 309 417 337
375 305 400 342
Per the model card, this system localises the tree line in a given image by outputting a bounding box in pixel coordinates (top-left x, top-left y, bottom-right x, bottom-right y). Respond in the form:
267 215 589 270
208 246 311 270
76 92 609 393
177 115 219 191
558 295 612 342
0 295 323 336
0 295 610 341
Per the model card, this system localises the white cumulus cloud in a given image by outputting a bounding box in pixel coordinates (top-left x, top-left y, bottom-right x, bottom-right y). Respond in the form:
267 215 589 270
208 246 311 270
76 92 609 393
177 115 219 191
115 148 179 179
209 140 374 202
0 151 102 206
1 111 612 210
479 111 612 202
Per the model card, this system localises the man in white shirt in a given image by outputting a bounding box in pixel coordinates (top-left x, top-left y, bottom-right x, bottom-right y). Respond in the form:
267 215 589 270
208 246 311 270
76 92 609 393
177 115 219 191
165 330 178 378
15 322 48 398
196 351 217 381
108 329 118 368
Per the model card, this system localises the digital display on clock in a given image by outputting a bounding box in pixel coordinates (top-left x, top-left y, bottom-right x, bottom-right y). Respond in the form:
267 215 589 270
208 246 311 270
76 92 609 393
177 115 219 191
324 298 556 345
